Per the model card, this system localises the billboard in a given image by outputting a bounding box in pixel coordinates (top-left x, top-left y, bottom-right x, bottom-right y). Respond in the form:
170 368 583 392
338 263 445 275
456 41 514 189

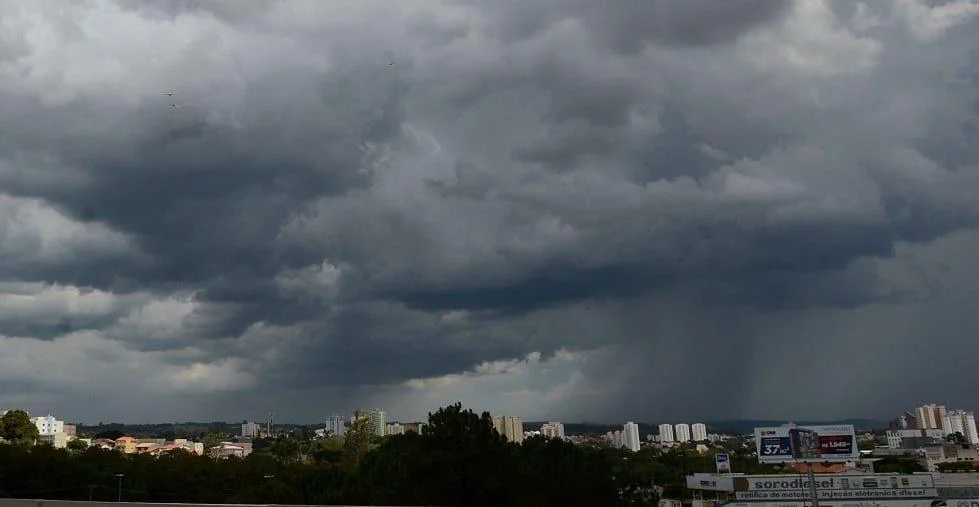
754 425 858 463
715 453 731 474
732 474 937 502
725 501 936 507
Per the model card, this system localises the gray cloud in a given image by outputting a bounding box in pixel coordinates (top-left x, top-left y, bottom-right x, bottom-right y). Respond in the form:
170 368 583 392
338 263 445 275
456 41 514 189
2 0 979 424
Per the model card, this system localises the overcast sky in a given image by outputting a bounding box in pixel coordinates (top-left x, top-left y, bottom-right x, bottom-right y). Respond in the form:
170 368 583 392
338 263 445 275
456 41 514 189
2 0 979 425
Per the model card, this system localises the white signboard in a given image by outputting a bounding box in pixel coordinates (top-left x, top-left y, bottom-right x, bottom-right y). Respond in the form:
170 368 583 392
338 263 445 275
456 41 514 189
685 474 735 492
734 488 938 501
754 425 859 463
733 474 936 491
716 453 731 474
725 501 936 507
732 474 937 502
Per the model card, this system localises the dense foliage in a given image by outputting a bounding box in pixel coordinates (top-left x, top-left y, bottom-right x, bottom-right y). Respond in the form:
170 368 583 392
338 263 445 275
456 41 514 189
0 410 40 446
0 403 783 506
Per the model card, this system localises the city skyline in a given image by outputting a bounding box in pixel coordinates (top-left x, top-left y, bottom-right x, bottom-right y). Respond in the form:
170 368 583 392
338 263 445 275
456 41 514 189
3 0 979 423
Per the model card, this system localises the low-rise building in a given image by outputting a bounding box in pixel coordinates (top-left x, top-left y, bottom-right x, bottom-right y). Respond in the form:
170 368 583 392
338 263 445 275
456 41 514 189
114 436 137 454
210 442 250 459
924 442 979 471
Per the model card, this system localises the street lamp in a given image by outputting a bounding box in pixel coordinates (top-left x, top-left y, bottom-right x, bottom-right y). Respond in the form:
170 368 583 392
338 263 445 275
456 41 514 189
115 474 125 502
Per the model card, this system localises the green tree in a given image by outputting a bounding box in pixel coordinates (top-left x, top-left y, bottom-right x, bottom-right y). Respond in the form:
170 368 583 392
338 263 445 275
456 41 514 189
873 456 927 473
66 439 89 452
342 418 374 468
420 402 512 507
0 410 39 446
946 432 968 444
202 432 227 450
271 436 301 463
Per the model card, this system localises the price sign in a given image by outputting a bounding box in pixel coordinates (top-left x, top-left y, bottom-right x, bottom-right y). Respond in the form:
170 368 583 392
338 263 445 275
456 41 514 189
819 435 854 455
760 437 792 456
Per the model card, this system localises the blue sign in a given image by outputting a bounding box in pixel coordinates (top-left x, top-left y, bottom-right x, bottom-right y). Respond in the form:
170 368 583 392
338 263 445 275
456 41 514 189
716 454 729 463
759 436 792 457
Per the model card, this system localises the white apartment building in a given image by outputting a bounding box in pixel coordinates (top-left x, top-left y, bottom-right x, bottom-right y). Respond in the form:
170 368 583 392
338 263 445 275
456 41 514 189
948 410 979 445
540 422 565 439
493 415 524 444
623 422 641 452
675 423 691 442
327 414 346 438
691 423 708 442
368 410 386 437
658 423 675 442
31 414 67 449
386 422 405 435
965 412 979 445
241 421 262 438
32 415 64 435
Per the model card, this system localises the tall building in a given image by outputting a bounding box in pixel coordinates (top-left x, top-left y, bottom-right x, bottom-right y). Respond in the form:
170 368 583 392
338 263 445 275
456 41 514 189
386 422 405 435
691 423 708 441
352 409 386 437
492 415 524 444
675 423 691 442
947 410 979 445
327 414 345 438
916 404 948 431
241 421 262 438
623 422 641 452
964 413 979 445
368 410 386 437
540 422 565 439
658 424 675 442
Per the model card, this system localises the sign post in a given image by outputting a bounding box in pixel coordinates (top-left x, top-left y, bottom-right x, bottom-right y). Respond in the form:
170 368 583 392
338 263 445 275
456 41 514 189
715 453 731 474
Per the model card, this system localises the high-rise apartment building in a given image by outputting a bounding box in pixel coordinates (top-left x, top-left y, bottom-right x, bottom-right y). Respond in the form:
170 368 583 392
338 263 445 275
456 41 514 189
623 422 641 452
241 421 262 438
540 422 565 439
916 404 948 431
386 422 405 435
352 409 387 437
368 410 386 437
964 412 979 445
492 415 524 444
691 423 708 442
327 414 345 437
675 423 691 442
658 424 675 442
947 410 979 445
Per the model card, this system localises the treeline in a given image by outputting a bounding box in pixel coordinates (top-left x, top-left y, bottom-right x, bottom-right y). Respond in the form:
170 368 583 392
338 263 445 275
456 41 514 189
0 403 784 506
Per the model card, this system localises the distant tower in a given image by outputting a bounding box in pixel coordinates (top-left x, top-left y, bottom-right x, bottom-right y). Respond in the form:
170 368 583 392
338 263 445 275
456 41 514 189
267 412 274 436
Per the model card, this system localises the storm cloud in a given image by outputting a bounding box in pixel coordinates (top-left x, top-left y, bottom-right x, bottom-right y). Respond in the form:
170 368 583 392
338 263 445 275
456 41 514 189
1 0 979 424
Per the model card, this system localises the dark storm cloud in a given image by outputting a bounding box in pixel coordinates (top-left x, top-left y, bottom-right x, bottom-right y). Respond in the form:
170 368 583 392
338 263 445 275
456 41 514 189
456 0 792 52
3 0 979 422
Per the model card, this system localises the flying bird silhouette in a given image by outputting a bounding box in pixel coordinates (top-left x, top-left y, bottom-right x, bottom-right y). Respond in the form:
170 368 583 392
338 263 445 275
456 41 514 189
164 92 175 96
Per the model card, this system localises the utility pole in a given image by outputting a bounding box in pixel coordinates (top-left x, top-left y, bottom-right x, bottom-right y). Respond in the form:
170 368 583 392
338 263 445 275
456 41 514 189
115 473 125 502
805 461 819 507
